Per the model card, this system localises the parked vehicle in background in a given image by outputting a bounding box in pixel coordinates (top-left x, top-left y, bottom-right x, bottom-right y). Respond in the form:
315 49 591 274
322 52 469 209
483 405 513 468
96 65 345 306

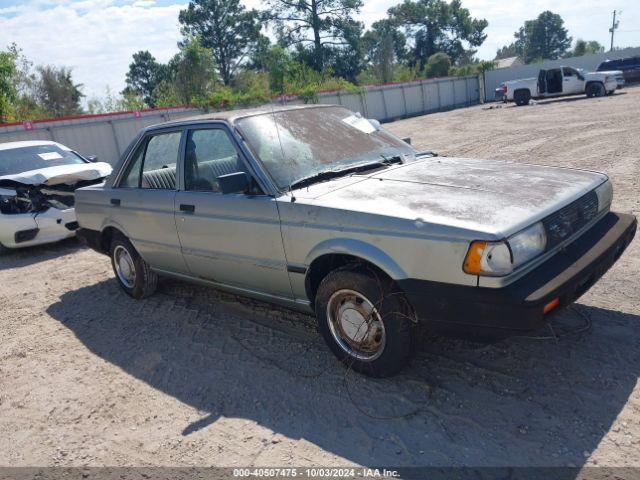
597 57 640 85
504 66 620 106
0 141 112 252
75 105 636 377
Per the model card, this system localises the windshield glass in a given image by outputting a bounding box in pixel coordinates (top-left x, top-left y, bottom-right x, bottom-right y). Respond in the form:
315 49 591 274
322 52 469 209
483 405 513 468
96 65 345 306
235 106 415 189
0 144 85 176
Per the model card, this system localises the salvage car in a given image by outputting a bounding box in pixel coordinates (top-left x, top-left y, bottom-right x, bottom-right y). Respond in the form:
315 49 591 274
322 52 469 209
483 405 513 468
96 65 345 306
74 105 636 377
0 140 112 252
504 66 621 106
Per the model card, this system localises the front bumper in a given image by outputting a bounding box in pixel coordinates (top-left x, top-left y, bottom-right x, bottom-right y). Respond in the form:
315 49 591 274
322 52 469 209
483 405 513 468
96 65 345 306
398 212 636 339
0 208 78 249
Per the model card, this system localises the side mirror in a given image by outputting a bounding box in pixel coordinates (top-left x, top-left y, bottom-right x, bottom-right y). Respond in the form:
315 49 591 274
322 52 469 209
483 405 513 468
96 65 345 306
402 137 412 145
86 155 99 162
218 172 250 194
368 118 381 130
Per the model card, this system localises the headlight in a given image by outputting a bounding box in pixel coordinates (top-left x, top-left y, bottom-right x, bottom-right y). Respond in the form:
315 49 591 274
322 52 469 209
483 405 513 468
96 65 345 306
464 222 547 276
595 180 612 213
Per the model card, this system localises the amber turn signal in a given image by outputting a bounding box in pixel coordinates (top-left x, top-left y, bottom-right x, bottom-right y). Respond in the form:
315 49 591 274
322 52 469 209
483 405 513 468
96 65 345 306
463 241 487 274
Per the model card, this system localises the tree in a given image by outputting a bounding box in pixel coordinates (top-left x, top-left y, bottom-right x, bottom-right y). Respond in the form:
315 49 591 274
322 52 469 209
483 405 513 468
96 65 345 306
569 39 603 57
266 0 364 71
362 19 407 83
513 11 572 63
167 38 217 104
179 0 262 85
124 50 167 107
388 0 487 70
35 65 83 117
495 43 519 60
0 46 18 123
424 52 450 77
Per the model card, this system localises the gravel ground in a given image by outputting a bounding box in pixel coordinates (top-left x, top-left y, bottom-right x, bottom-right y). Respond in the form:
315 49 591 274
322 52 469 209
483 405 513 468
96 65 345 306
1 88 639 469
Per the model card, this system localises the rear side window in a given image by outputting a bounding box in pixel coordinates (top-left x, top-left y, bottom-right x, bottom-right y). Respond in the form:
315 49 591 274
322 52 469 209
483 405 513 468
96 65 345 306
118 131 182 189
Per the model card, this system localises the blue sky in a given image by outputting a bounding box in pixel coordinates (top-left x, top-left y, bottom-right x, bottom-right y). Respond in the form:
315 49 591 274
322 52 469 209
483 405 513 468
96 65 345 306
1 0 639 100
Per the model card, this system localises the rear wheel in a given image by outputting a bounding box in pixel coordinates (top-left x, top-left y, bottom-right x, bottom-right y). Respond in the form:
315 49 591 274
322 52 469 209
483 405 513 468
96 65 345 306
514 89 531 106
0 242 9 255
586 82 605 98
110 233 158 299
315 265 415 377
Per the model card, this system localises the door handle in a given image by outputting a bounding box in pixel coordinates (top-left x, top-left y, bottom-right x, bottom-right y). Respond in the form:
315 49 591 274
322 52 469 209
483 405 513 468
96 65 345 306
180 204 195 213
110 198 121 206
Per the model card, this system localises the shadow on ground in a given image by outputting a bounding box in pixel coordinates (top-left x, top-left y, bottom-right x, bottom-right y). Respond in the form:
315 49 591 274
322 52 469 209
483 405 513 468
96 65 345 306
46 277 640 468
0 237 82 270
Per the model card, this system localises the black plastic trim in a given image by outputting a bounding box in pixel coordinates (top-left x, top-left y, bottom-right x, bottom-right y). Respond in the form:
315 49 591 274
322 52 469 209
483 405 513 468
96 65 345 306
398 212 636 338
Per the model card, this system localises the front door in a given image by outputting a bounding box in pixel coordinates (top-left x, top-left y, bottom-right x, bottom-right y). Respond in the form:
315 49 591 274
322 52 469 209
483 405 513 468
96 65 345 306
562 67 584 94
174 125 292 299
110 129 188 274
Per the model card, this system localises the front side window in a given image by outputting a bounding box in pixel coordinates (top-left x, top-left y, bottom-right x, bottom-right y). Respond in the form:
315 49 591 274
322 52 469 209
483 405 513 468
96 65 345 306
235 106 414 189
119 131 182 189
563 68 575 77
184 128 245 192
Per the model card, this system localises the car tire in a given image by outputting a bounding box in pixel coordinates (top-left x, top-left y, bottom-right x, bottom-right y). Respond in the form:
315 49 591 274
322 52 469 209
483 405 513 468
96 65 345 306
586 82 605 98
315 265 415 377
0 242 9 255
110 233 158 299
514 90 530 106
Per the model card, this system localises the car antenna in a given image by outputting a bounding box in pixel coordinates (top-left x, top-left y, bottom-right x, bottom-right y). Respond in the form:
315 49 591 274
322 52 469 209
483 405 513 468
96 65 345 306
269 93 296 202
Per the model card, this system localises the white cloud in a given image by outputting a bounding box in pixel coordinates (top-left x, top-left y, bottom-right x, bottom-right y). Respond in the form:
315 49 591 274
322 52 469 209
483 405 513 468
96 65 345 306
0 0 184 99
1 0 639 101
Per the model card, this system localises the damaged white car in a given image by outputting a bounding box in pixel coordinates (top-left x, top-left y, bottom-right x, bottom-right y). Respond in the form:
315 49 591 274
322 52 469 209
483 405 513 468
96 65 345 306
0 141 112 253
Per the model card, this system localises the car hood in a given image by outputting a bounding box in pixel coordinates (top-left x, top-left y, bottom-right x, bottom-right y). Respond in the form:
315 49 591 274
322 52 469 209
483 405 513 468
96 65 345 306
291 157 607 238
0 162 113 188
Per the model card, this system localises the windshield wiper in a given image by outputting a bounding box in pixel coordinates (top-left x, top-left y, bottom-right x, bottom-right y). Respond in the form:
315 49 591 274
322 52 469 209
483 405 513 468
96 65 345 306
288 155 405 191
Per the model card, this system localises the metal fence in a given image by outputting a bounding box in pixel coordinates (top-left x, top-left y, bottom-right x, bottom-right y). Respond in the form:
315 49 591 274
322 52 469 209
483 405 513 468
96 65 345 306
484 46 640 102
0 75 480 166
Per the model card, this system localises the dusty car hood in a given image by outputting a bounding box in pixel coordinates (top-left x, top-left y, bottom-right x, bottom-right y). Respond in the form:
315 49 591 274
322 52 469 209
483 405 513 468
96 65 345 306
292 157 607 237
0 162 112 188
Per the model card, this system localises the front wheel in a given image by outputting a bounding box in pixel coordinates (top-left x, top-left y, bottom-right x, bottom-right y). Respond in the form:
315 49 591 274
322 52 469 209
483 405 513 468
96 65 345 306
315 266 415 377
110 234 158 299
0 242 9 255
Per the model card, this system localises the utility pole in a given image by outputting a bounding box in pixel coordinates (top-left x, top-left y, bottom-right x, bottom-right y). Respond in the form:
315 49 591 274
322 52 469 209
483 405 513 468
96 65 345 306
609 10 620 51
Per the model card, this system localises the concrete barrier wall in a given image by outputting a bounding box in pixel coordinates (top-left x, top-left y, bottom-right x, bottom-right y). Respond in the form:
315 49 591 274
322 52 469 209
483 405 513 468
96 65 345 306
0 75 480 165
484 46 640 101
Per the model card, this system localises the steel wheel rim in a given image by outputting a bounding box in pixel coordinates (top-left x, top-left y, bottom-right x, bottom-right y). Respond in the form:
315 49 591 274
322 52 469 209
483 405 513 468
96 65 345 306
114 245 136 289
326 289 386 361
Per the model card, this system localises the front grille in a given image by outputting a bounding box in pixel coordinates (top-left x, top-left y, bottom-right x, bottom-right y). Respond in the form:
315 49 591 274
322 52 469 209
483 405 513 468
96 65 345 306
543 190 599 249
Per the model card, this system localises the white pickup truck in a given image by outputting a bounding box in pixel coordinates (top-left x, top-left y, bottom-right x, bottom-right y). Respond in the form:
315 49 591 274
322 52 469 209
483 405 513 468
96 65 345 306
504 66 621 106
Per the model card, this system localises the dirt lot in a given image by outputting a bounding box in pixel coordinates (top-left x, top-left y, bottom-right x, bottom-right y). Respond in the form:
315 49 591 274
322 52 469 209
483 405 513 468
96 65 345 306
1 88 639 469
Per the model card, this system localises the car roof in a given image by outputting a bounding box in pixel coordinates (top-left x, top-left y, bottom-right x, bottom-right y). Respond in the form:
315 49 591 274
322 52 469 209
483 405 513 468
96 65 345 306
144 104 340 132
0 140 68 151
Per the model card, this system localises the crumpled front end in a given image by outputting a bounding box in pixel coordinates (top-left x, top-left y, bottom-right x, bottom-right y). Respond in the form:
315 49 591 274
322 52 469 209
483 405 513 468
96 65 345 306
0 185 79 249
0 163 112 249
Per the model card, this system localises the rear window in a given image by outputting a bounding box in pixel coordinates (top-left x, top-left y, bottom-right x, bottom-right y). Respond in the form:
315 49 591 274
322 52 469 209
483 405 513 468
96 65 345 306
0 144 85 176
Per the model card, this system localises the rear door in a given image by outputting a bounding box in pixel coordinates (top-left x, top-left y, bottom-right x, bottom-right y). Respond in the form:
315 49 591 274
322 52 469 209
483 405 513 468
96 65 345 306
174 124 292 299
110 128 188 273
537 70 547 94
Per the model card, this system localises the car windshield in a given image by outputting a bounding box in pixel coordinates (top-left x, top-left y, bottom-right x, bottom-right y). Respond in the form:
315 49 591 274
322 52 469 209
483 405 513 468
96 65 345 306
235 106 415 189
0 144 85 176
